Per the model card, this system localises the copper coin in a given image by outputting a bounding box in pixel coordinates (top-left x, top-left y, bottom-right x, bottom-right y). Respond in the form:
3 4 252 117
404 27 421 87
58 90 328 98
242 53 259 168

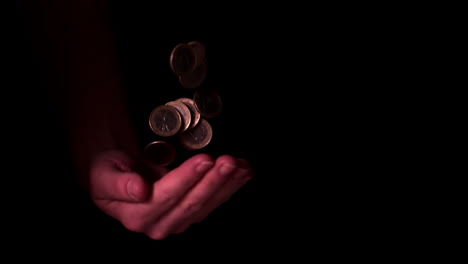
149 105 182 137
178 62 207 89
179 119 213 150
169 43 196 75
144 141 177 166
165 101 192 133
193 88 223 118
176 97 201 129
188 41 206 67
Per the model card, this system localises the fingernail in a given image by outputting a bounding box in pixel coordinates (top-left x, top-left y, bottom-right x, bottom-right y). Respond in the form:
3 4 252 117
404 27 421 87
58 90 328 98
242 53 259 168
196 161 214 173
127 180 138 201
219 164 237 176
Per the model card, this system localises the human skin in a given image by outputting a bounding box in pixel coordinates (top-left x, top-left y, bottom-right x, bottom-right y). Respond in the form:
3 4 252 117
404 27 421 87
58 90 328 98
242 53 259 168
91 150 252 239
22 0 254 239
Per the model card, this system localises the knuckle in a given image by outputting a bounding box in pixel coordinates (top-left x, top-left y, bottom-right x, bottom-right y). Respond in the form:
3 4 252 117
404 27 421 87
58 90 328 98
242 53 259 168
157 190 177 207
182 200 203 215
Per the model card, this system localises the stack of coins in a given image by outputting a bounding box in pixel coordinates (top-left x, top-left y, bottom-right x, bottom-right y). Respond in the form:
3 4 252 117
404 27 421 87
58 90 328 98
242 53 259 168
144 41 222 166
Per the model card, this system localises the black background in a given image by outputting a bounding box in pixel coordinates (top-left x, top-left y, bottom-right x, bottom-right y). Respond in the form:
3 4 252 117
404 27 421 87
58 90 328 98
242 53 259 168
9 0 399 253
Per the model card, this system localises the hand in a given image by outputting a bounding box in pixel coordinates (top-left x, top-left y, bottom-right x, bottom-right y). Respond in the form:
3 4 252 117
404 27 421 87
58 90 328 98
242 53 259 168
89 150 253 240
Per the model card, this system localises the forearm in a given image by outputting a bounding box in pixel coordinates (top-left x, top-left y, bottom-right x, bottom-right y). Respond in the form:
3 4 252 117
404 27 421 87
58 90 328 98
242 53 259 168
22 0 139 188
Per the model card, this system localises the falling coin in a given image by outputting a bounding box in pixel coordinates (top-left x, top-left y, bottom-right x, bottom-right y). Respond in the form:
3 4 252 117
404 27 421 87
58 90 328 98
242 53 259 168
149 105 182 137
144 141 177 166
169 43 196 75
176 97 201 129
188 41 206 68
179 118 213 150
165 100 192 133
193 88 223 118
178 62 207 89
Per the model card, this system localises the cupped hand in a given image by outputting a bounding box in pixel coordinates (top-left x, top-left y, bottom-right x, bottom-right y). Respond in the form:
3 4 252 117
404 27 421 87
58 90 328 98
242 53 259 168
89 150 253 240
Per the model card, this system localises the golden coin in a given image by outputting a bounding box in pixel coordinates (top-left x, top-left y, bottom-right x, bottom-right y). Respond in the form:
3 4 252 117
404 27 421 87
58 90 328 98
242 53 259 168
165 100 192 133
188 41 206 67
169 43 196 75
193 88 223 118
176 97 201 129
178 62 207 89
149 105 182 137
144 141 177 166
179 119 213 150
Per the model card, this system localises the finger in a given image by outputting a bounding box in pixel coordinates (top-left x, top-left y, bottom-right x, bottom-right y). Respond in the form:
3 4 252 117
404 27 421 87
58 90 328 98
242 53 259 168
172 219 193 234
149 154 214 217
190 158 253 224
173 159 253 234
149 155 239 238
90 153 150 202
95 153 215 239
172 160 253 234
173 173 252 234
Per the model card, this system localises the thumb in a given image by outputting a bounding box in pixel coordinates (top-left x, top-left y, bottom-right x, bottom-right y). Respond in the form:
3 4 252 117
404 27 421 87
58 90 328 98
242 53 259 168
90 152 149 202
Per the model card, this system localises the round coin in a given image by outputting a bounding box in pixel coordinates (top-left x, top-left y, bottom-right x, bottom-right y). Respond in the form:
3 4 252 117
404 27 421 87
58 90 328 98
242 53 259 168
169 43 196 75
144 141 177 166
176 97 201 129
165 100 192 133
179 118 213 150
149 105 182 137
193 88 223 118
188 41 206 68
178 62 207 89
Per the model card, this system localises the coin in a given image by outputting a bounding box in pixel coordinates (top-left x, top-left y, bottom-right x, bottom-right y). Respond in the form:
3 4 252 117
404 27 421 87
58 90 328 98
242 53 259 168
176 97 201 129
169 43 196 75
165 100 192 133
149 105 182 137
193 88 223 118
188 41 206 68
178 62 207 89
179 118 213 150
144 141 177 166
